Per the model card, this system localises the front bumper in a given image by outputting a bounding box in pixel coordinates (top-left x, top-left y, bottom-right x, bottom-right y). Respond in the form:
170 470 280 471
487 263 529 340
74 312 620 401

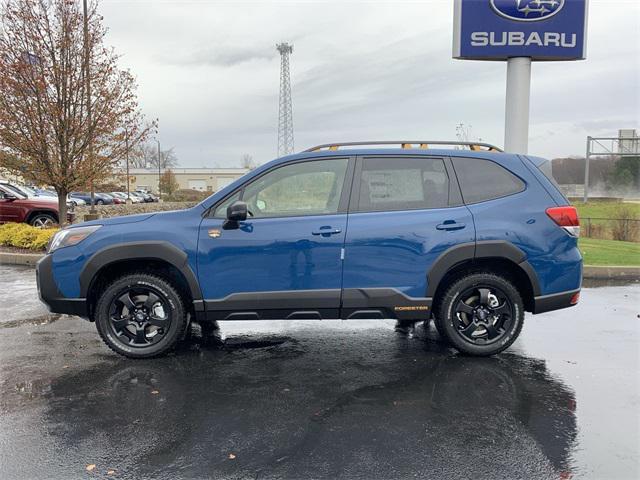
36 254 88 318
532 288 580 314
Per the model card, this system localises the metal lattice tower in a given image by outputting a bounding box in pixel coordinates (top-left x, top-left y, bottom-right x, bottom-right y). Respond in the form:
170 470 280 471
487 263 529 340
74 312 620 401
276 43 294 156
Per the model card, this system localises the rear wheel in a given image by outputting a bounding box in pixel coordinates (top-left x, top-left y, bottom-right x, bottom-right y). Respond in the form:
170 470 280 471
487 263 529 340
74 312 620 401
434 273 524 356
95 273 188 358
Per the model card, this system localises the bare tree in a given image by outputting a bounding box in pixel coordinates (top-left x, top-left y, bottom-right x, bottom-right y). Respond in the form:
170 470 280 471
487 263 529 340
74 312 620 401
0 0 154 224
129 143 178 169
241 153 256 170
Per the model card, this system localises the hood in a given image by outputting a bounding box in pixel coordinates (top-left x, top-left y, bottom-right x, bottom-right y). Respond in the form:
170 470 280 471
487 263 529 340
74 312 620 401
79 212 156 227
21 197 60 208
32 195 58 203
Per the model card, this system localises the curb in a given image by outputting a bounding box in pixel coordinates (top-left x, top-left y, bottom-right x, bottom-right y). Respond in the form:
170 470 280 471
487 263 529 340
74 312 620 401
583 265 640 281
0 252 44 266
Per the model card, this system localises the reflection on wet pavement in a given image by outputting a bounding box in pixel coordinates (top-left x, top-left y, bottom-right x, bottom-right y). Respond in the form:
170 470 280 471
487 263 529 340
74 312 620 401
0 267 638 479
2 265 58 324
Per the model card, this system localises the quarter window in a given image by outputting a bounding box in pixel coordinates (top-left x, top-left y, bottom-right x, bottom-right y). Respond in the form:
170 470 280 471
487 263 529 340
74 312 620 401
452 157 525 204
356 157 450 212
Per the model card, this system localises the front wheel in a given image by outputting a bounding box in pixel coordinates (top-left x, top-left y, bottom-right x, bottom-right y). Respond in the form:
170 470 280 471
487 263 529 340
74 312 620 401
95 273 188 358
434 273 524 356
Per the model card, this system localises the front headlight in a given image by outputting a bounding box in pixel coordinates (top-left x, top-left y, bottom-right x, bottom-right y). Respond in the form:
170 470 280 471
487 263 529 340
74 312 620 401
48 225 102 253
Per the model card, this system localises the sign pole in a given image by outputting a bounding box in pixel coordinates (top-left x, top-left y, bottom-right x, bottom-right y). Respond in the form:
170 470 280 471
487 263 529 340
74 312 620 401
454 0 588 153
583 136 591 203
504 57 531 154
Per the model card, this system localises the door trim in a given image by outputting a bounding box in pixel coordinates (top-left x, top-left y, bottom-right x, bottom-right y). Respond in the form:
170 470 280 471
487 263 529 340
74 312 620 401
202 287 431 321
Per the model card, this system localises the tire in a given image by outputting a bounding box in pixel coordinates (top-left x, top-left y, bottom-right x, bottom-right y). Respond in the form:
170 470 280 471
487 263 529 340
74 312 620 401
431 315 449 344
29 213 57 228
94 273 188 359
96 199 104 205
434 272 524 356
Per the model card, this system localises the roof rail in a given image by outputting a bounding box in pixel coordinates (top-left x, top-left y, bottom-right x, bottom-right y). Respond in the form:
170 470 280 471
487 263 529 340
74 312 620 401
304 141 503 153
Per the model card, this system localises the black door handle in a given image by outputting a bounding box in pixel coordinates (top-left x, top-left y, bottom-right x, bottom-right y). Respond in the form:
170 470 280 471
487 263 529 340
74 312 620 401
312 227 342 236
436 221 466 231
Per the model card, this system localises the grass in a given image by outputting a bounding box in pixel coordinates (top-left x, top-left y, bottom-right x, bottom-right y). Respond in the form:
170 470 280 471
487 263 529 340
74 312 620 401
573 200 640 220
578 238 640 266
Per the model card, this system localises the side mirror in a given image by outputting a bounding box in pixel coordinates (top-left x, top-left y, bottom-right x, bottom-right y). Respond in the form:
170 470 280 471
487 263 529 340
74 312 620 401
2 192 17 201
226 201 248 222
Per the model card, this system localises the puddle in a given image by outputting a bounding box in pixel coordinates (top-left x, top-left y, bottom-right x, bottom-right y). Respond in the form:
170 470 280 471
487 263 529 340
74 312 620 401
223 336 291 350
0 314 65 329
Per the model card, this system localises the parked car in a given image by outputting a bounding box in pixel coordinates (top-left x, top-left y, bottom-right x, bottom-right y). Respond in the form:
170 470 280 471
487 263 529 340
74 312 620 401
135 190 159 202
114 191 143 203
32 188 87 206
109 192 130 203
131 191 155 203
1 182 75 210
0 183 74 227
36 141 582 359
101 193 125 205
69 192 114 205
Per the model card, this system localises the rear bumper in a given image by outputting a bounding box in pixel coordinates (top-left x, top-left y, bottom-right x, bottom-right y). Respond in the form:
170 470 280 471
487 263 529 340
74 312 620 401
36 254 88 318
532 288 580 314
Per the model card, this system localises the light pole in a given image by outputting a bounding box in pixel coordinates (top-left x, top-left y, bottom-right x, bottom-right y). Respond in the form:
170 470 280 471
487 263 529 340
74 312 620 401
82 0 96 213
125 128 131 202
157 139 161 199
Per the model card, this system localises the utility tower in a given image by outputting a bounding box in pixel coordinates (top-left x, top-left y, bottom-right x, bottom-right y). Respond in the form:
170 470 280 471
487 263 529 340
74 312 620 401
276 43 294 156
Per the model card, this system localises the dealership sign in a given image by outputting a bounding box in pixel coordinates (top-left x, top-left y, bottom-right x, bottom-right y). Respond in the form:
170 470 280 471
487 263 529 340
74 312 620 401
453 0 589 61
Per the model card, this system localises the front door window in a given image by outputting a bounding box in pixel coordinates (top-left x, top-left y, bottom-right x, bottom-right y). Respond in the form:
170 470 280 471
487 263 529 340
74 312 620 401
240 159 349 218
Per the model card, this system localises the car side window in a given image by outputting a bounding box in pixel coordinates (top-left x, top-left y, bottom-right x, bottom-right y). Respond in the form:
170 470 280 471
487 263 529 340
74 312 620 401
452 157 525 204
356 157 450 212
213 191 241 218
213 159 349 219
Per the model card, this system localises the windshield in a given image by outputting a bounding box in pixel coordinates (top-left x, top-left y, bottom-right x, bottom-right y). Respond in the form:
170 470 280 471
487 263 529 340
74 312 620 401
4 184 32 197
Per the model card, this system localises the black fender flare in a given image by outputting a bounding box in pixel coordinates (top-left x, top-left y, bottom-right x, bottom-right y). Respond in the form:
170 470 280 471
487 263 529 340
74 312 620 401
79 241 203 301
426 240 541 297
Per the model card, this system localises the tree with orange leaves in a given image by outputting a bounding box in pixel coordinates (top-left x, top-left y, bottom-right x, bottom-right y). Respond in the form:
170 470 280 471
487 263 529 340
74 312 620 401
0 0 155 224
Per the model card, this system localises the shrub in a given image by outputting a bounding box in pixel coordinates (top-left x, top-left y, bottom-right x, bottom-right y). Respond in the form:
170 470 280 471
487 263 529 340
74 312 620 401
611 206 640 242
165 189 209 202
0 223 58 250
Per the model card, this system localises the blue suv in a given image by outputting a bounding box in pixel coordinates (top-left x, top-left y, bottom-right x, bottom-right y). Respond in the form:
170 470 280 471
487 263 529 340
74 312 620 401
36 141 582 358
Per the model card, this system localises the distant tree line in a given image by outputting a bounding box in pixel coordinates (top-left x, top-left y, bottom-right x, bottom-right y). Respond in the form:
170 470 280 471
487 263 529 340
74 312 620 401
552 156 640 195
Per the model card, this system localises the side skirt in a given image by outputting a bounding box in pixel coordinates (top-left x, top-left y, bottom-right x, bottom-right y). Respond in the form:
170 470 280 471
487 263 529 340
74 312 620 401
199 288 432 321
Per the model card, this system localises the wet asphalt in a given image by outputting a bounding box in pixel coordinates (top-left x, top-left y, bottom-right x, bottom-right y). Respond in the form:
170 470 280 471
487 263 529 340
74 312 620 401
0 266 638 480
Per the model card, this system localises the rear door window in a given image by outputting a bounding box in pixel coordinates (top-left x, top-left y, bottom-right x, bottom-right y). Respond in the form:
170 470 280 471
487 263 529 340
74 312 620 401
452 157 525 204
355 157 450 212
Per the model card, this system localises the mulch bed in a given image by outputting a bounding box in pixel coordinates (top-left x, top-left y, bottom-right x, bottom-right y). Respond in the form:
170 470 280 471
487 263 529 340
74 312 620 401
0 246 45 255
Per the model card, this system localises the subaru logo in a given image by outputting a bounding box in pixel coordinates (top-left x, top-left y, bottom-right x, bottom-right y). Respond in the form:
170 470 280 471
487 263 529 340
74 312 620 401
490 0 565 22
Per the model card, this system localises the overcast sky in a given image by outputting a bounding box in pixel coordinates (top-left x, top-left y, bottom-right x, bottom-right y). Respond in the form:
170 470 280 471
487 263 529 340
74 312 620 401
100 0 639 168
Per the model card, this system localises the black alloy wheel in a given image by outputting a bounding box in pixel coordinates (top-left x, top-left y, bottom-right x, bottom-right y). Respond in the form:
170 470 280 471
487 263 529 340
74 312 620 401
453 285 513 345
108 286 171 347
435 272 524 356
95 274 188 358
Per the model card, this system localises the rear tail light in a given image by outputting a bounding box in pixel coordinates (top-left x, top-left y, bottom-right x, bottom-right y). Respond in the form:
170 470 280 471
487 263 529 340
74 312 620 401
570 292 580 305
546 206 580 237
